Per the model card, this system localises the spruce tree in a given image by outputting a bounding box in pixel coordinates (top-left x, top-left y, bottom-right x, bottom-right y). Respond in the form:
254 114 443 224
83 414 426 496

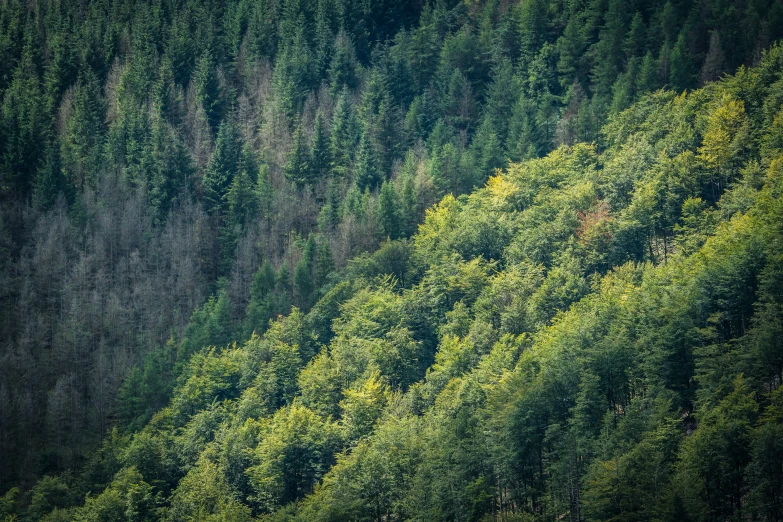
669 31 696 91
203 119 241 215
310 111 331 184
32 145 68 211
328 29 358 95
330 90 356 179
283 124 311 186
354 132 381 192
1 41 47 198
194 51 223 131
377 180 400 240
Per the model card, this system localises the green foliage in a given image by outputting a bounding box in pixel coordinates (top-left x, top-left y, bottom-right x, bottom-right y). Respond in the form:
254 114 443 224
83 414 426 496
6 2 783 522
167 459 250 522
246 404 342 512
203 120 242 215
74 467 156 522
283 125 311 187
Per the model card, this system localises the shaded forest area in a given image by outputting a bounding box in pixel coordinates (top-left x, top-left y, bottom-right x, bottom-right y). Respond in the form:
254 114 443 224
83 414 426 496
2 0 783 520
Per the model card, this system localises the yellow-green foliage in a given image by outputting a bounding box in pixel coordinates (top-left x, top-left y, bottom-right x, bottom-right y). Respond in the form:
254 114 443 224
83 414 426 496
28 42 783 522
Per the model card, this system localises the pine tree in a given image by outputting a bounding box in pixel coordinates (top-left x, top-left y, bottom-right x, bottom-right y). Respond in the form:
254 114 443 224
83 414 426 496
256 163 274 225
610 57 639 115
442 70 476 132
484 58 520 147
227 162 258 230
400 175 418 237
473 116 505 177
403 91 438 144
293 237 316 309
314 0 334 79
557 17 587 88
277 263 292 312
42 23 75 119
314 239 334 288
147 112 193 223
590 0 629 102
273 26 314 120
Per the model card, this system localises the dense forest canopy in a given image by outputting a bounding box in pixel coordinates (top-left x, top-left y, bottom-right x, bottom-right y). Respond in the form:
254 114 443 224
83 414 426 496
1 0 783 520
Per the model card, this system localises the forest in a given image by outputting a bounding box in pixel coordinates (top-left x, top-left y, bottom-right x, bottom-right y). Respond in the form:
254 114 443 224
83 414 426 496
1 0 783 520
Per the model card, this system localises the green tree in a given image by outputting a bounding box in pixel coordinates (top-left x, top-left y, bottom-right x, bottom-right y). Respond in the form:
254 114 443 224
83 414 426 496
677 376 758 521
377 180 400 240
668 31 696 91
194 51 223 131
203 119 242 215
330 90 356 179
1 41 47 198
310 111 331 183
283 124 311 186
246 260 278 336
167 459 251 522
328 29 358 95
247 404 342 512
354 132 381 192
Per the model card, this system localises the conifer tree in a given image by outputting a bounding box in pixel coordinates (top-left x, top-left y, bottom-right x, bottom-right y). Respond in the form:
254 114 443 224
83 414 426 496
330 90 356 179
318 178 342 233
283 124 311 186
203 119 241 215
310 111 331 183
624 12 647 60
246 260 277 335
669 31 696 91
32 145 68 211
354 132 381 192
637 51 660 93
1 41 47 198
701 31 728 85
377 180 400 240
194 51 223 131
517 0 548 65
328 29 358 95
313 0 334 79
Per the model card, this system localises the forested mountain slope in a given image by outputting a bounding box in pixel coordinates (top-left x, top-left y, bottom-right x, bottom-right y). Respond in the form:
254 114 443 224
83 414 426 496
2 0 783 520
4 0 778 489
4 35 783 522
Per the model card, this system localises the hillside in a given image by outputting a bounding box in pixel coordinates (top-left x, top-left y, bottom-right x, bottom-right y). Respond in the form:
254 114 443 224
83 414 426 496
2 0 783 520
3 39 783 521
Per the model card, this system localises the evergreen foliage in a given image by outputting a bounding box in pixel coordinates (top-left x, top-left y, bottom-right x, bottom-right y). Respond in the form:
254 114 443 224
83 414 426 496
1 1 783 520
